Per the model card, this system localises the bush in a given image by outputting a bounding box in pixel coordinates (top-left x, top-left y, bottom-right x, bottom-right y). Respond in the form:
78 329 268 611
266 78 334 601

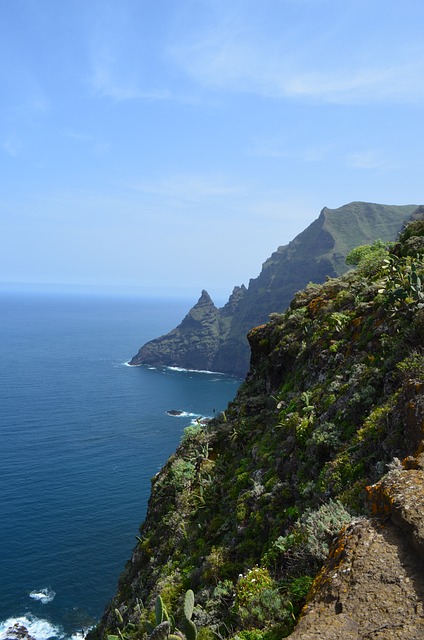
346 240 390 276
267 500 351 577
169 459 195 490
396 352 424 382
233 567 290 629
295 500 351 563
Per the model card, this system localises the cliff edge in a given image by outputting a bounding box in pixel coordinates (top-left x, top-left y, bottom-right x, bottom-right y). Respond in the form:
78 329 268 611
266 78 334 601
93 211 424 640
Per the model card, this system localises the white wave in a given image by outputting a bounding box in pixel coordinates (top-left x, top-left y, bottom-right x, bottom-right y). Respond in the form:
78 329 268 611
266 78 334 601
29 589 55 604
124 362 155 368
125 363 227 375
0 615 63 640
166 366 225 375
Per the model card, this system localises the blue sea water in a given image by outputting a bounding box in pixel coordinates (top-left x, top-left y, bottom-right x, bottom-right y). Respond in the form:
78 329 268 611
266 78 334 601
0 291 240 640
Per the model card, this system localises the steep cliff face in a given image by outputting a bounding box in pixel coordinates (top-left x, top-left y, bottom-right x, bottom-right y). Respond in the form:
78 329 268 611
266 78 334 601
93 213 424 640
130 290 221 371
130 202 417 377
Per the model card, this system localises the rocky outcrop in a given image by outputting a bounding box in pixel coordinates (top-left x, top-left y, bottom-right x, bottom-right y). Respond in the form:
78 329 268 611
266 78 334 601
130 290 221 370
291 517 424 639
3 624 37 640
130 202 417 377
129 286 249 373
291 383 424 639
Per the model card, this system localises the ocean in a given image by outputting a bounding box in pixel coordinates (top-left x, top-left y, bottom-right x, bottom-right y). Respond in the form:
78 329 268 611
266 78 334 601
0 291 240 640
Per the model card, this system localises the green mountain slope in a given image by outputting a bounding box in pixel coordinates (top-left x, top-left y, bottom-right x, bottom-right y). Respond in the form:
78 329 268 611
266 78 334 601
130 202 417 377
93 210 424 640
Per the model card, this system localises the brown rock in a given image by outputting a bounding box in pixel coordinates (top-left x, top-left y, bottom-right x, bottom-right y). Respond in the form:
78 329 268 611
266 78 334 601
291 519 424 639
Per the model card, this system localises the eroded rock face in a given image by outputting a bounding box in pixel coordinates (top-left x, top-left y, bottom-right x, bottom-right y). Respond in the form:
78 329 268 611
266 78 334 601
129 290 221 371
292 427 424 639
291 518 424 639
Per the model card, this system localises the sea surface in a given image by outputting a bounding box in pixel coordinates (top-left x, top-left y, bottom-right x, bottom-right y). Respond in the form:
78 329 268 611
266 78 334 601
0 291 240 640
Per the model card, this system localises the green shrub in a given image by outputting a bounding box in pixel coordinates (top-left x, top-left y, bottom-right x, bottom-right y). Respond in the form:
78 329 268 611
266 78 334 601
181 423 204 444
357 403 392 442
346 240 390 276
296 500 351 562
396 352 424 382
308 422 341 459
233 566 273 611
287 575 314 602
379 253 424 312
233 567 287 629
169 459 195 491
268 500 351 577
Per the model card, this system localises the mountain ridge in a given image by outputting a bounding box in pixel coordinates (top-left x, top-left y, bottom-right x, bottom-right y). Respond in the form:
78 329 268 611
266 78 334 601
130 202 417 376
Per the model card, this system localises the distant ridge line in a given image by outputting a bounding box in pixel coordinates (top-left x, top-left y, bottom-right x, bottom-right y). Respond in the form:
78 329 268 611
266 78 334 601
130 202 418 377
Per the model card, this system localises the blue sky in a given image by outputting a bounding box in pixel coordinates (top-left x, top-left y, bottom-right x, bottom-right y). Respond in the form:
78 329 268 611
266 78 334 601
1 0 423 301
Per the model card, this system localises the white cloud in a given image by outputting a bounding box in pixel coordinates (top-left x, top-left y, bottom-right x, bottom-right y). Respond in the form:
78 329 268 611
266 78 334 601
248 138 331 162
345 150 395 171
85 2 177 103
175 40 424 104
89 40 159 101
128 173 243 204
61 129 110 155
89 55 171 102
86 1 424 106
62 129 95 142
167 5 424 105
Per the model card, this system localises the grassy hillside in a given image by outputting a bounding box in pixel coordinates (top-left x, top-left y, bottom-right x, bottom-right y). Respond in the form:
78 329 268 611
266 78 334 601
93 211 424 639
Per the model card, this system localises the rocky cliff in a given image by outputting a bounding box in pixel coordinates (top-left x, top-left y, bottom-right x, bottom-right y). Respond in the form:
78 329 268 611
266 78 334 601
92 211 424 639
130 202 417 377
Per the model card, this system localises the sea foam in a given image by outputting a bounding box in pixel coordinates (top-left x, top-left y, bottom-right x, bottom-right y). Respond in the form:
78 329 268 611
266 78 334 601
29 589 56 604
166 366 224 375
0 615 62 640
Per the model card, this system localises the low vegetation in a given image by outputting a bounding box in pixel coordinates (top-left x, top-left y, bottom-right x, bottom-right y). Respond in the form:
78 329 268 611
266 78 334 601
91 211 424 640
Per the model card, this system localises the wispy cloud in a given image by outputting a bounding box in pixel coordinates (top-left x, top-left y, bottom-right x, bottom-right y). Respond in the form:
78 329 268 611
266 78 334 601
86 1 174 103
248 138 331 162
345 150 395 171
128 173 243 204
61 129 110 155
89 47 171 102
168 4 424 105
62 129 95 142
174 40 424 104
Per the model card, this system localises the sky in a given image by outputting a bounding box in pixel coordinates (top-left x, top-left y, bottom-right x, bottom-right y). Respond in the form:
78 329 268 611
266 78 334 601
1 0 423 302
